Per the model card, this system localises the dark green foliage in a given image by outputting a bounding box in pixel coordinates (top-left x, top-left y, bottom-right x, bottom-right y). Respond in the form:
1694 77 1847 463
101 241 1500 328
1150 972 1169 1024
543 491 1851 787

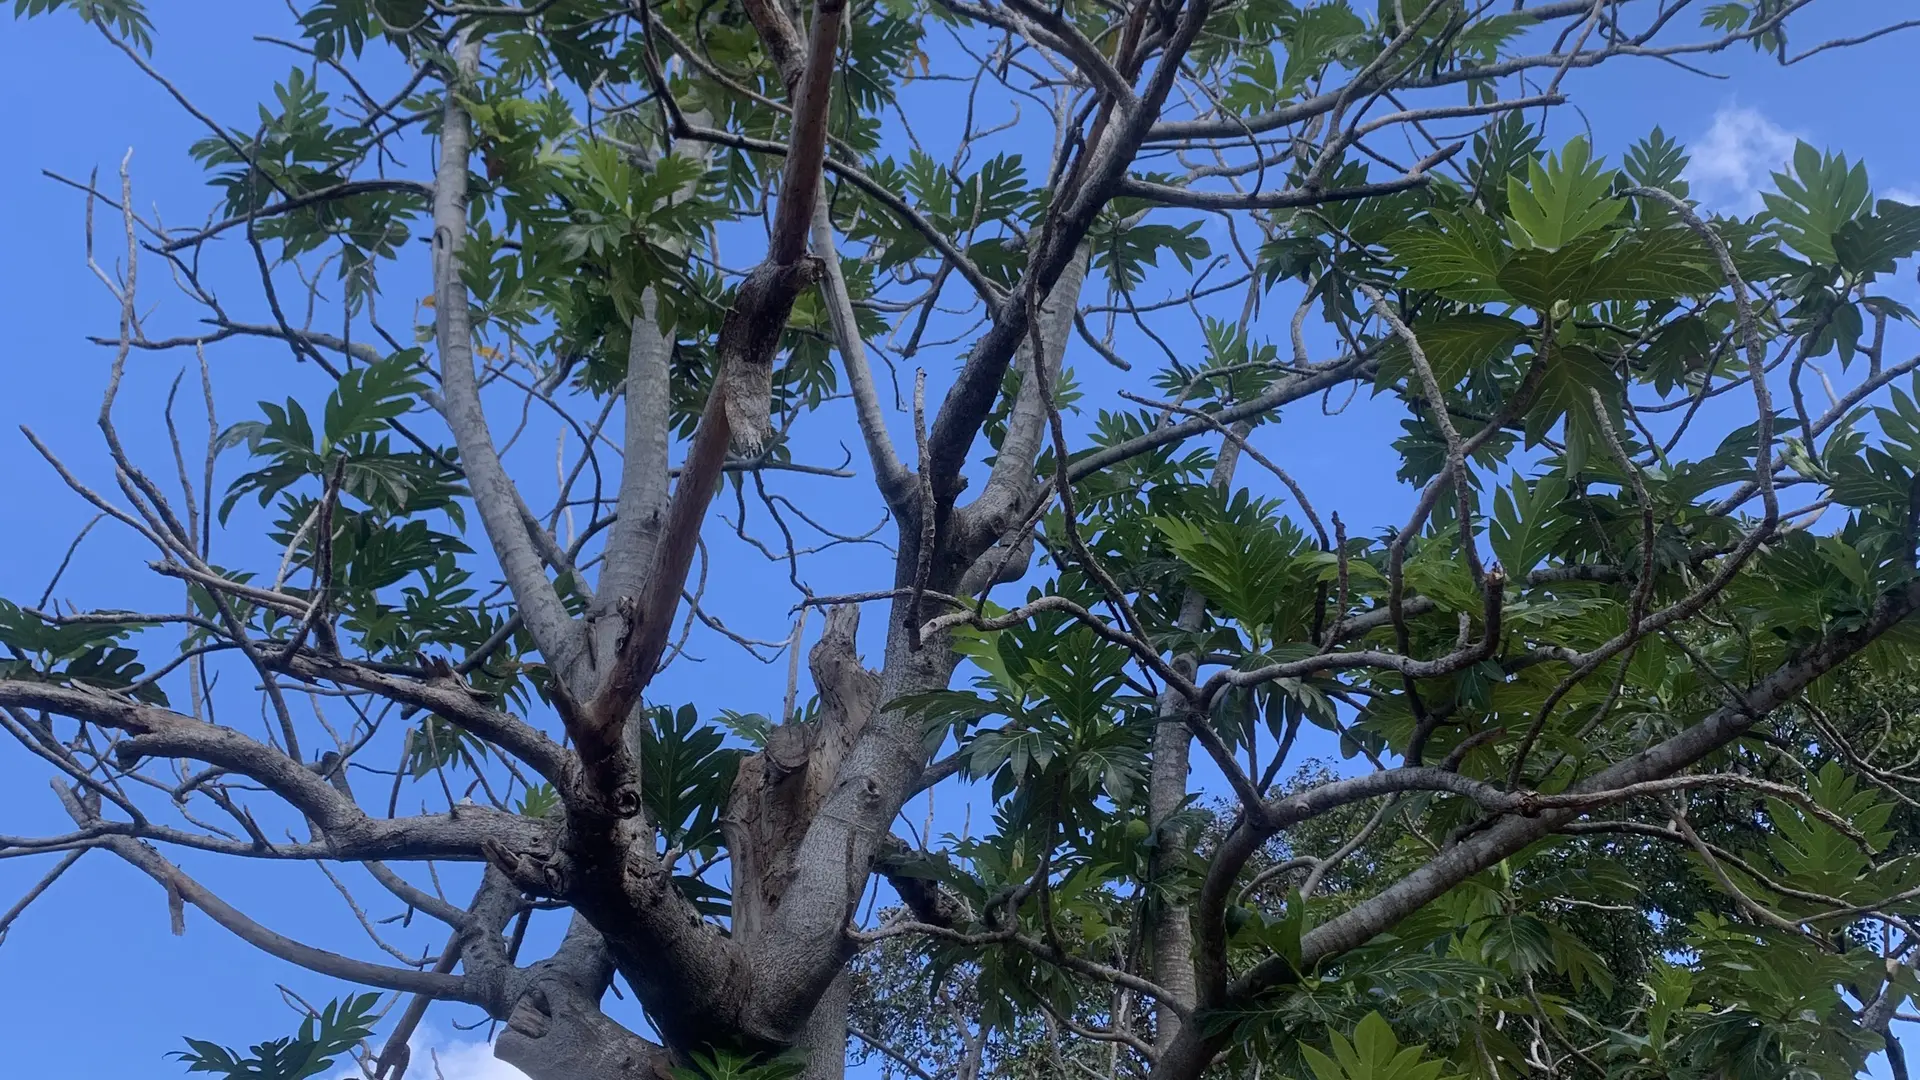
0 600 167 705
175 994 379 1080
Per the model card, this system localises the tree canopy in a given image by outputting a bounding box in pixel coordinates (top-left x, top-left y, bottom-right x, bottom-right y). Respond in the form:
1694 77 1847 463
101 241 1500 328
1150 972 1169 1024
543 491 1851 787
6 1 1920 1078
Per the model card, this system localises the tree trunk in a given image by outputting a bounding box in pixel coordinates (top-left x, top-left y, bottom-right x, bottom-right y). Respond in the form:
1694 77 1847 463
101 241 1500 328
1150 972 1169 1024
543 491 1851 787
1149 651 1199 1048
725 605 879 937
719 605 880 1071
796 973 850 1080
1148 435 1246 1051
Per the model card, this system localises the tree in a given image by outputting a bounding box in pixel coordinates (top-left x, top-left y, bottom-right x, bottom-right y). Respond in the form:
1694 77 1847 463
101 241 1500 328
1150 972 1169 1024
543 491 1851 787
4 0 1920 1077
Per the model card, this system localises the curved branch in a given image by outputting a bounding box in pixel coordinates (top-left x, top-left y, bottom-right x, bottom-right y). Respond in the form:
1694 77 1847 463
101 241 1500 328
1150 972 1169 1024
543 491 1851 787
674 122 1001 307
60 788 489 1004
812 195 914 508
0 679 553 862
857 919 1187 1016
1288 577 1920 980
159 179 433 253
282 652 572 784
1116 143 1460 211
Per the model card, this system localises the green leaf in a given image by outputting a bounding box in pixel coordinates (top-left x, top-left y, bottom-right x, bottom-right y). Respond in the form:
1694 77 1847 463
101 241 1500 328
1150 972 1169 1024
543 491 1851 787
717 709 774 745
324 350 427 448
1642 313 1717 395
1505 137 1623 251
1152 511 1314 631
1476 912 1556 976
1301 1011 1462 1079
13 0 153 52
405 713 488 777
1375 313 1529 390
1763 141 1872 266
673 1048 809 1080
174 993 379 1079
640 703 746 856
1702 2 1749 31
297 0 371 59
515 782 559 819
1283 1 1366 89
1583 227 1723 301
1758 761 1898 901
1489 472 1572 574
1389 208 1511 302
1302 1043 1347 1080
0 600 168 705
1496 229 1614 308
1624 127 1690 194
1496 221 1720 310
1833 198 1920 276
1092 218 1210 290
1525 344 1621 475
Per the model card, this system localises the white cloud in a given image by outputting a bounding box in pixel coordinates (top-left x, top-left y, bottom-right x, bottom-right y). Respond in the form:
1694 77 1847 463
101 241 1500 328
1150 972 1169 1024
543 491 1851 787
335 1029 528 1080
1884 187 1920 206
1683 105 1799 214
421 1037 530 1080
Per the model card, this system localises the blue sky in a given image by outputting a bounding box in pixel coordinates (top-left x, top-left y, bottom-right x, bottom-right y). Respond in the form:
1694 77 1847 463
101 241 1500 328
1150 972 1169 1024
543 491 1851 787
3 2 1920 1077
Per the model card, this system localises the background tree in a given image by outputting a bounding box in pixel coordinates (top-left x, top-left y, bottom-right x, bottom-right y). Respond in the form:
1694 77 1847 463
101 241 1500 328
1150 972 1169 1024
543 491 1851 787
4 1 1920 1078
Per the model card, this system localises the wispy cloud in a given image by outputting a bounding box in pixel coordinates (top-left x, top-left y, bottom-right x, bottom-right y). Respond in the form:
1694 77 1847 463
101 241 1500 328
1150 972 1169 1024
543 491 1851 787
1885 187 1920 206
1683 105 1799 214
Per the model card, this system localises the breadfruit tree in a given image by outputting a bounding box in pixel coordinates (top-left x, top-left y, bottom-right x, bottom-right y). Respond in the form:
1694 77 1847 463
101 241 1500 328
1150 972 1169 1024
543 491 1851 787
5 1 1920 1078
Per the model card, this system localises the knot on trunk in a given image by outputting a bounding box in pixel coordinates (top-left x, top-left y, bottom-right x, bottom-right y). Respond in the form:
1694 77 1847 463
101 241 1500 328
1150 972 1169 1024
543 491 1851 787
612 783 643 819
484 837 570 898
